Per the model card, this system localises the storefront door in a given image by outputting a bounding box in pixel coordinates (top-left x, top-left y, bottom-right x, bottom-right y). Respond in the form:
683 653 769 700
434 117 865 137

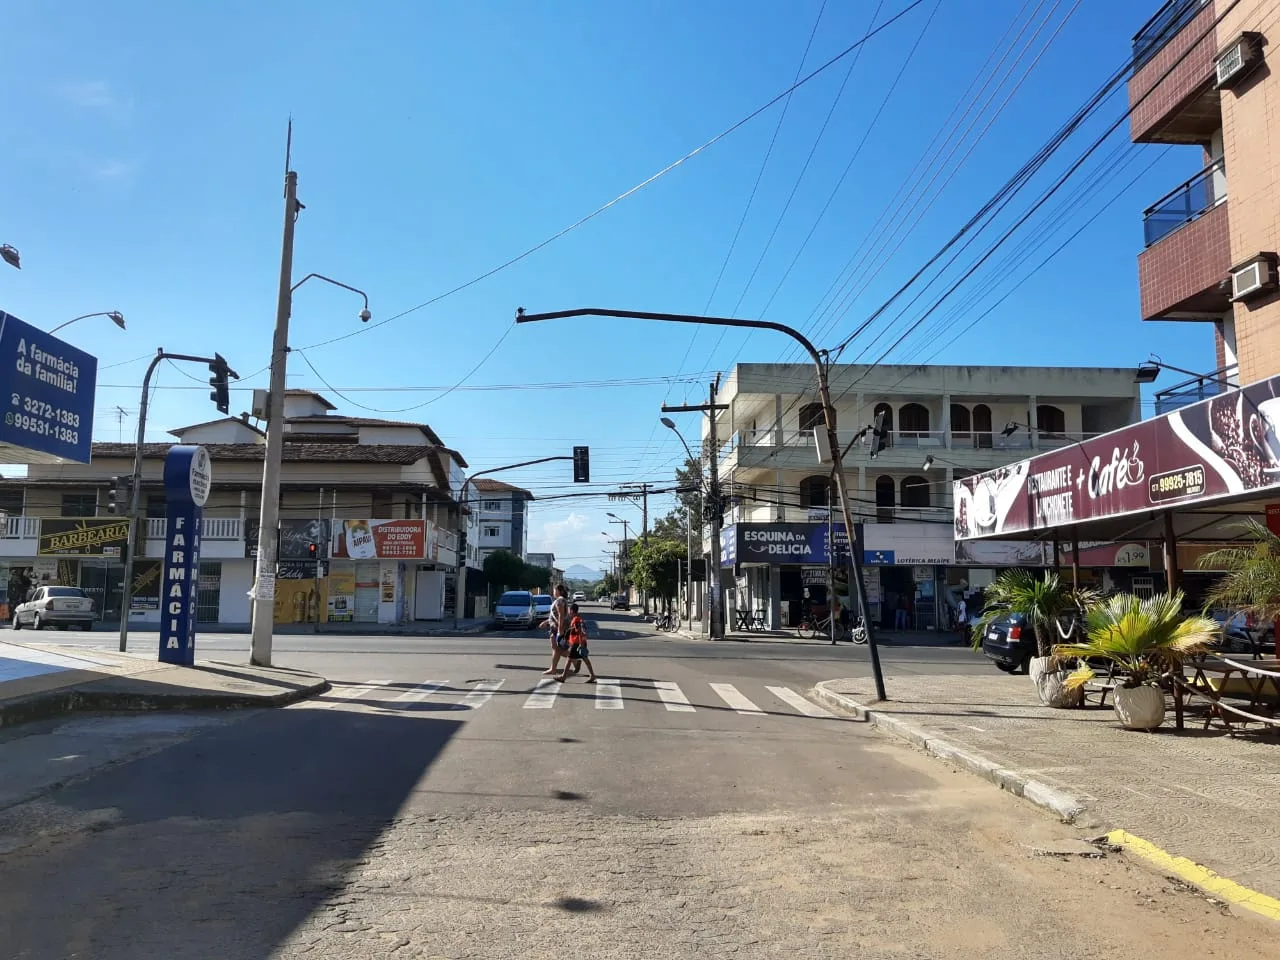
197 562 221 623
78 560 124 622
354 562 380 622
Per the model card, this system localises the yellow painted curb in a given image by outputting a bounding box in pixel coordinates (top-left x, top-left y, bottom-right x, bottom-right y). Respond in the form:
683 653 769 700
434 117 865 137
1107 829 1280 922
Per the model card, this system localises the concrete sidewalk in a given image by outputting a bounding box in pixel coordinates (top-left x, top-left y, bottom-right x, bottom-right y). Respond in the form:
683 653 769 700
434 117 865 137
83 617 493 637
0 639 328 729
814 672 1280 910
677 620 967 646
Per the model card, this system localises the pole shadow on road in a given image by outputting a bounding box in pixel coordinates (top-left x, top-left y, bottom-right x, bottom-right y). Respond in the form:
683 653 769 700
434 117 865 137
0 706 462 960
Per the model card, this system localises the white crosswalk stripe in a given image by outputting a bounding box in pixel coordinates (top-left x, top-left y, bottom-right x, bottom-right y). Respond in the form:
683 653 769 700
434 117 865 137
766 685 834 718
392 681 448 705
460 679 504 708
329 680 390 702
653 680 695 712
595 679 623 709
709 682 764 716
524 677 560 709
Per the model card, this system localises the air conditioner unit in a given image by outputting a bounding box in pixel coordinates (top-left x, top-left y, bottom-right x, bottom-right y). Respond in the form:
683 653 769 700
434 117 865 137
1230 253 1279 302
1215 32 1262 89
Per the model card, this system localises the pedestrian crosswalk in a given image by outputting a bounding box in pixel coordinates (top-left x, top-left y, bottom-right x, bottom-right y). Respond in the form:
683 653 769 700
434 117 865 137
318 675 837 721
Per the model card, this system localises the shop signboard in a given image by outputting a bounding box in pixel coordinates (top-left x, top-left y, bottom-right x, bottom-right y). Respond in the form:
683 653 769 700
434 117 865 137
158 445 211 666
721 522 852 567
863 522 953 565
332 519 425 559
0 310 97 464
328 566 355 622
278 519 329 561
954 539 1048 566
38 518 131 556
955 372 1280 539
129 560 162 612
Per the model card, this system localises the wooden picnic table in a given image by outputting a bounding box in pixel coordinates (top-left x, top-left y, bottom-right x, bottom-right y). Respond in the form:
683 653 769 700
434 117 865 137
1173 656 1280 733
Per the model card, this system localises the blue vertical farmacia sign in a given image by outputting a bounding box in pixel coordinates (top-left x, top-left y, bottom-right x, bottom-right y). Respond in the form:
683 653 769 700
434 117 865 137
158 445 212 666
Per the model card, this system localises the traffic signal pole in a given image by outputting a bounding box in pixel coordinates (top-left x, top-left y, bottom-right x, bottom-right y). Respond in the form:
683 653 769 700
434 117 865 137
118 348 239 653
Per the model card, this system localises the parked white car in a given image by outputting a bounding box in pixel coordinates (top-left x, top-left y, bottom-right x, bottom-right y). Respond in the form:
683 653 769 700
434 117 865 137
12 585 95 631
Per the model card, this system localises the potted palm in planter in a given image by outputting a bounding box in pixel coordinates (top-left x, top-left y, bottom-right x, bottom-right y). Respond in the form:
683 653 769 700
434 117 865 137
1055 591 1217 730
971 570 1098 708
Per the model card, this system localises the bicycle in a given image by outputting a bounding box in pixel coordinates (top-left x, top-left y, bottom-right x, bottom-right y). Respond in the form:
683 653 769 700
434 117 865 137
798 613 846 642
653 611 677 631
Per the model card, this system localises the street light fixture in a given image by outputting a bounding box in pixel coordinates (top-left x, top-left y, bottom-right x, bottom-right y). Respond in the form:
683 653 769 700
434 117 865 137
1135 354 1234 386
662 416 704 627
48 311 126 335
515 305 888 701
1 244 19 270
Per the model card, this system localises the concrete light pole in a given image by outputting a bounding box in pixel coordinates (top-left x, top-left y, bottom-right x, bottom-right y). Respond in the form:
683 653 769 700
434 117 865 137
516 306 888 700
661 416 702 628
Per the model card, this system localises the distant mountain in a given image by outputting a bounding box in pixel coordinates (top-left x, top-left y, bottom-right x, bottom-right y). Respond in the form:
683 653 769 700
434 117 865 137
564 564 603 581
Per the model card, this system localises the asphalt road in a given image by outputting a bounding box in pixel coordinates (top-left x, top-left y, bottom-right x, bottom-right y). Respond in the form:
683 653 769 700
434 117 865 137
1 607 1274 959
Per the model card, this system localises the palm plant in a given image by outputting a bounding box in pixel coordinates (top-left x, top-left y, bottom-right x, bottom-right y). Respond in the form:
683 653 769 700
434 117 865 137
970 569 1098 659
1197 519 1280 624
1055 592 1218 690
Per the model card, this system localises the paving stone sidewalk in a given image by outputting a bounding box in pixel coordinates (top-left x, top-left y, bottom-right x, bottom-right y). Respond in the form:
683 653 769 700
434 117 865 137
815 672 1280 903
0 640 327 728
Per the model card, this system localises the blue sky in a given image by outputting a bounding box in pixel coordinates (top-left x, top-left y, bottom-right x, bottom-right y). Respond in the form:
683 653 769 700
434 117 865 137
1 0 1216 573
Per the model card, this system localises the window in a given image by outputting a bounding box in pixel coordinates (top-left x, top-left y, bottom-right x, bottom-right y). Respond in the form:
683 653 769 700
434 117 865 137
1036 404 1066 438
145 495 167 519
899 403 931 439
798 476 830 508
61 494 96 517
798 403 825 432
483 525 501 538
872 402 894 449
875 475 896 524
972 404 993 449
482 500 502 512
950 403 971 441
0 489 23 517
901 476 931 509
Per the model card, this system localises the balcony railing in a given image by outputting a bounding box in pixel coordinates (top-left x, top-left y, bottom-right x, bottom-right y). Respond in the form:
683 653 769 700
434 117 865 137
1 516 40 539
145 517 243 540
436 527 458 552
1153 363 1238 415
1143 159 1225 247
1132 0 1209 71
950 431 1032 451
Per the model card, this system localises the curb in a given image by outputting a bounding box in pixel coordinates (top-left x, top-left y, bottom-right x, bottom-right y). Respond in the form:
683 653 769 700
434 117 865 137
811 681 1090 825
0 678 330 730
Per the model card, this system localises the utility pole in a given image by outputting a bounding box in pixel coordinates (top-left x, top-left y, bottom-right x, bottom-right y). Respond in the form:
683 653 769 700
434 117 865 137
661 379 728 640
619 482 651 615
119 348 239 653
249 165 299 668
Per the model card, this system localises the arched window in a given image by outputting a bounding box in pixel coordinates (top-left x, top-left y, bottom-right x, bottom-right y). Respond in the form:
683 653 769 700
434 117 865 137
798 475 830 508
1036 404 1065 438
950 403 971 445
875 475 896 523
899 403 931 437
872 402 894 449
901 476 931 509
973 403 993 449
798 402 825 432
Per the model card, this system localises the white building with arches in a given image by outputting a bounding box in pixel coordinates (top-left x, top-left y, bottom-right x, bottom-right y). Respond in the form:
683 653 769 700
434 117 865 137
704 363 1142 632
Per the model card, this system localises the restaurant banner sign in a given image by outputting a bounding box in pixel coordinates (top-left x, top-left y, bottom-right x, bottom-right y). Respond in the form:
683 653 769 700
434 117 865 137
332 519 426 559
955 374 1280 539
38 518 131 556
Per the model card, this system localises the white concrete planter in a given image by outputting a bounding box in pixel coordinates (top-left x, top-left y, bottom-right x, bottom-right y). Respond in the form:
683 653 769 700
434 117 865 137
1030 656 1082 709
1113 684 1165 731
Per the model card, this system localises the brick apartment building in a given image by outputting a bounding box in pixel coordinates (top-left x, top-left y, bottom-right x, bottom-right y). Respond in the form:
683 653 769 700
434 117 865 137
1131 0 1280 390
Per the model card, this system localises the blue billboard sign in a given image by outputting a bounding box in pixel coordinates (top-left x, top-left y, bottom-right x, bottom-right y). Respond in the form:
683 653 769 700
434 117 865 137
721 522 853 567
0 311 97 463
864 549 896 565
158 445 213 666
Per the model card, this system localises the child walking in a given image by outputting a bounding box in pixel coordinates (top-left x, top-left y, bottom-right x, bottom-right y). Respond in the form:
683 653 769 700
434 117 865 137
557 603 598 683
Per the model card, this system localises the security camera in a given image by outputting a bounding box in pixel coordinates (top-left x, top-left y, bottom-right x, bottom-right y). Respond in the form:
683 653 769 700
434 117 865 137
359 308 371 322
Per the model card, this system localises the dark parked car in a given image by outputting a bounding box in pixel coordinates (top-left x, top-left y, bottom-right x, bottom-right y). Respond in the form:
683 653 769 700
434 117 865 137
979 613 1036 673
610 593 630 611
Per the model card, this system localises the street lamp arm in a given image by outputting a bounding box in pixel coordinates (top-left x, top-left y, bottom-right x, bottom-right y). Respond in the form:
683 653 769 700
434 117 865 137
48 311 127 335
291 273 371 313
516 308 823 367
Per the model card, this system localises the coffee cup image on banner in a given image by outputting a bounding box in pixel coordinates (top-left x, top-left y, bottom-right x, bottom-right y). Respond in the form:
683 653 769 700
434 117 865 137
1170 386 1280 493
955 462 1029 538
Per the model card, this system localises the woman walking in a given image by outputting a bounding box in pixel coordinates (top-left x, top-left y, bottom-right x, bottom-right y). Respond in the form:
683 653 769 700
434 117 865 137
541 584 573 676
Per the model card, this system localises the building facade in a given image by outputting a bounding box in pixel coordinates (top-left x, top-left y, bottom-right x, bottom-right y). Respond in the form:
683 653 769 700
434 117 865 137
466 478 533 566
1130 0 1280 388
704 363 1144 631
0 392 468 628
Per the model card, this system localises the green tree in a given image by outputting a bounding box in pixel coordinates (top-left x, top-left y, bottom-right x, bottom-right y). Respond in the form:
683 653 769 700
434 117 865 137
652 457 705 544
1198 519 1280 624
628 537 687 608
600 572 619 596
519 562 552 591
972 569 1099 659
483 550 525 593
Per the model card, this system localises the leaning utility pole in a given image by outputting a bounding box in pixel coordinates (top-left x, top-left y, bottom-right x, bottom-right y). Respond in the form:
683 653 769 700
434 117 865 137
661 379 728 641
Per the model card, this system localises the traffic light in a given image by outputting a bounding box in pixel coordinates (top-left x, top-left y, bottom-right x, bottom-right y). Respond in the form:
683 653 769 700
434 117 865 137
106 476 129 515
573 445 590 483
208 353 235 415
307 542 318 558
869 410 888 459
